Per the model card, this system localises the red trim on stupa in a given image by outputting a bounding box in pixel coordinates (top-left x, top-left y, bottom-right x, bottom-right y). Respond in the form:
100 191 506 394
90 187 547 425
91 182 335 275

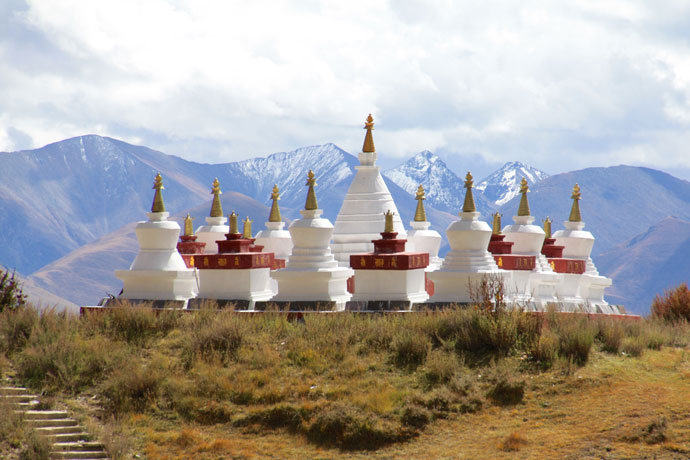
494 254 536 271
177 235 206 256
352 230 430 270
488 233 514 255
216 232 255 253
272 258 286 270
425 273 435 297
541 237 565 258
548 258 586 274
198 252 274 270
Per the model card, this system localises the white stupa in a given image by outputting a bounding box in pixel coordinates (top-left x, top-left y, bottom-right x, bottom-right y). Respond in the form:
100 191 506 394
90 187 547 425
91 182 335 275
254 185 293 262
271 170 354 310
552 184 616 313
428 173 507 303
331 114 406 266
115 173 197 303
405 185 443 271
502 178 559 310
195 178 229 254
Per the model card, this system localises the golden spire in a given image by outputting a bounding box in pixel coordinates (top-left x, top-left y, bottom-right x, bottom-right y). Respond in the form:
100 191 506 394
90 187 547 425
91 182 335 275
492 212 502 235
517 177 531 216
414 184 427 222
151 173 166 213
210 178 223 218
543 216 552 238
184 213 194 237
569 183 582 222
304 170 318 210
462 172 476 213
384 210 395 233
269 184 282 222
242 216 252 238
228 211 239 234
362 114 375 153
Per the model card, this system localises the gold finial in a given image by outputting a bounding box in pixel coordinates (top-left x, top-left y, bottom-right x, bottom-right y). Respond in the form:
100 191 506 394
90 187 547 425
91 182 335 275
517 177 531 216
184 213 194 237
569 183 582 222
242 216 252 238
269 184 282 222
462 171 476 213
228 211 239 234
304 170 318 210
492 212 502 235
151 173 166 213
414 184 427 222
384 210 395 233
543 216 552 238
210 178 223 218
362 114 375 153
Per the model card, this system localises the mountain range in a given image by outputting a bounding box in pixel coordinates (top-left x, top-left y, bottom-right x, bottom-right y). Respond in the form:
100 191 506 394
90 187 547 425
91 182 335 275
2 135 689 315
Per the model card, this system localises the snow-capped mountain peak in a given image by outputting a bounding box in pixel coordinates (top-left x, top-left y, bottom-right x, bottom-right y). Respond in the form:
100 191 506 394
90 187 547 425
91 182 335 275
476 161 549 206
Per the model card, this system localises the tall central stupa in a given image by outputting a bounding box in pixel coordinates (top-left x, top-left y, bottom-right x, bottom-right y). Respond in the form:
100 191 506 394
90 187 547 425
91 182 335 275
331 114 406 266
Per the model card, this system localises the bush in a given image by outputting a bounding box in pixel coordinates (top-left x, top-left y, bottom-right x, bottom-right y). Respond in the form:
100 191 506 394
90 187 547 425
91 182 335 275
400 405 431 429
19 431 50 460
101 363 164 413
652 283 690 322
236 404 308 432
499 431 527 452
0 398 24 447
556 318 595 365
184 313 244 365
486 367 525 406
0 269 27 312
0 306 38 355
621 336 644 357
421 350 458 387
530 329 559 369
306 404 400 450
390 330 430 369
597 319 624 354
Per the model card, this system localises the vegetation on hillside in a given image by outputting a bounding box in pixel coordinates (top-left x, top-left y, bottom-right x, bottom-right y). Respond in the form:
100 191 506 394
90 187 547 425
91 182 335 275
2 272 690 459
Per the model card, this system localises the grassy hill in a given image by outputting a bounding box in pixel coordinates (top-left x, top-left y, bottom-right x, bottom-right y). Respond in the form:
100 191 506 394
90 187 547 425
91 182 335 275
2 300 690 459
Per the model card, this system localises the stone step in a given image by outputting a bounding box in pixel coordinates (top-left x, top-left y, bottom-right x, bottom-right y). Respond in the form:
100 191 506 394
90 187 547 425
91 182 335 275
20 410 69 420
1 394 39 403
0 386 28 395
50 450 109 459
26 418 78 428
36 426 86 435
15 401 40 408
48 432 91 442
52 441 105 451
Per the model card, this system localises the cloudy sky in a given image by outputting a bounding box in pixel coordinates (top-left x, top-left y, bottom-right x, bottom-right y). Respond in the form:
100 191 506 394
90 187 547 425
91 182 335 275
2 0 690 179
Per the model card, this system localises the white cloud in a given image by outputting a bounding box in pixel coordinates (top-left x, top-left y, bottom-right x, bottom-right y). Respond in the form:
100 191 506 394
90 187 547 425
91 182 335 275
1 0 690 178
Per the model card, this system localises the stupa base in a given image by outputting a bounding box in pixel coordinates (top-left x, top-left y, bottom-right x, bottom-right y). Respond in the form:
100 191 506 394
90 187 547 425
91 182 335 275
427 270 509 304
197 268 274 302
350 269 429 304
115 269 197 301
271 267 354 311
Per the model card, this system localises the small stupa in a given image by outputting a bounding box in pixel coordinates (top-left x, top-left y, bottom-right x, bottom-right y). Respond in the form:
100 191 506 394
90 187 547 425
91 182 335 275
332 114 406 266
271 170 354 310
428 172 505 304
195 178 229 254
254 184 292 269
349 210 429 310
191 211 275 309
405 185 443 271
501 178 559 309
115 173 197 305
552 184 615 313
177 214 206 267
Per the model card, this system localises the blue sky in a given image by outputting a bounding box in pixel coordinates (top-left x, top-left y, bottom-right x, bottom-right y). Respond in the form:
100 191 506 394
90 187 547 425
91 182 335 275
2 0 690 180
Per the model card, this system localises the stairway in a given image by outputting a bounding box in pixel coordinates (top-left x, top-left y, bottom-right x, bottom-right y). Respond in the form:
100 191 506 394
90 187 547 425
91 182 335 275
0 385 110 459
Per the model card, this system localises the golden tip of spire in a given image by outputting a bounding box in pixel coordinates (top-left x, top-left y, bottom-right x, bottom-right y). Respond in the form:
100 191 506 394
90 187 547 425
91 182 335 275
242 216 253 239
269 184 282 222
520 177 529 193
151 172 166 212
464 171 474 188
569 183 582 222
414 184 427 222
212 177 220 188
228 211 239 234
184 213 194 237
543 216 552 238
492 212 502 235
517 177 531 216
305 170 318 210
362 114 375 153
462 171 476 213
210 177 223 217
384 210 395 233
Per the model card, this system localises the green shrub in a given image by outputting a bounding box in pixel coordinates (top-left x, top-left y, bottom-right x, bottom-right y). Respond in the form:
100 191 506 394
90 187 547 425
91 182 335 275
400 405 431 429
486 367 525 406
651 283 690 322
556 318 595 365
530 329 559 369
236 404 308 432
101 363 164 413
421 350 458 387
0 398 24 447
597 319 624 353
390 330 430 369
621 336 645 357
184 313 244 365
19 431 50 460
306 404 400 450
0 306 38 355
0 269 27 312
